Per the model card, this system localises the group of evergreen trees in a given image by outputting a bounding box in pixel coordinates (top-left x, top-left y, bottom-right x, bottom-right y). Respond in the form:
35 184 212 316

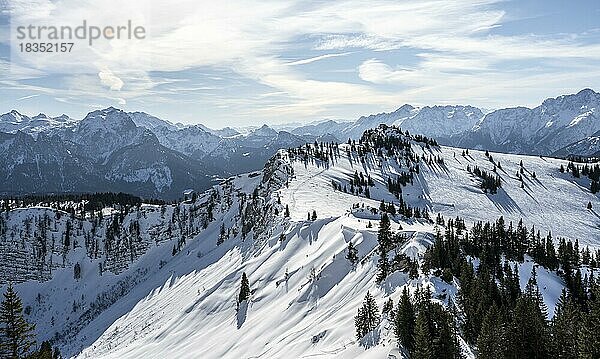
563 161 600 194
354 291 380 340
287 141 341 164
331 170 375 198
374 214 419 283
354 286 461 358
467 165 501 194
360 125 438 152
422 215 600 358
387 172 414 197
354 210 599 357
0 283 61 358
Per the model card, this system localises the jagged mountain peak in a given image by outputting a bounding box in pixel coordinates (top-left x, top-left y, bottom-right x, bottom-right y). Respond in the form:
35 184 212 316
79 107 137 132
454 88 600 155
250 124 278 137
394 103 415 112
0 109 28 122
32 113 49 120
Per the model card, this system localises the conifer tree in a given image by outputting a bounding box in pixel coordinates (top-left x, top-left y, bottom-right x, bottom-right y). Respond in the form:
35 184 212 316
477 305 504 359
382 298 394 316
0 283 36 358
346 242 359 266
238 272 250 307
378 214 392 250
506 272 550 359
377 214 393 282
434 307 461 359
551 289 580 359
412 312 433 359
578 283 600 359
354 291 380 340
394 287 415 352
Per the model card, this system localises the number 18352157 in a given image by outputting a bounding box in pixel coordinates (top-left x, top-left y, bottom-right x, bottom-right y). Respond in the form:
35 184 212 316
18 42 74 53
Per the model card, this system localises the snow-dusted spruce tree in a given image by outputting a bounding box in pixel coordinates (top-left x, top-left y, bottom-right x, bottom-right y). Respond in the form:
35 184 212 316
477 304 504 359
346 242 359 266
551 289 579 358
412 312 432 359
0 283 36 358
354 291 379 340
237 272 250 307
394 287 415 353
376 214 392 283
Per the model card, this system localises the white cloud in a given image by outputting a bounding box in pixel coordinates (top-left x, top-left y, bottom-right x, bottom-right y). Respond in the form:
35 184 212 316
16 94 39 100
287 52 352 66
358 59 412 84
98 69 124 91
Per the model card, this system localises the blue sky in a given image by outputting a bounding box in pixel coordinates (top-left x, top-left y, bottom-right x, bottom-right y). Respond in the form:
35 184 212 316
0 0 599 128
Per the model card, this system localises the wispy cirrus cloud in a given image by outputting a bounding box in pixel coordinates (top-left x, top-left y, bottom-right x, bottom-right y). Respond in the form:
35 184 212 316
287 53 353 66
16 94 39 100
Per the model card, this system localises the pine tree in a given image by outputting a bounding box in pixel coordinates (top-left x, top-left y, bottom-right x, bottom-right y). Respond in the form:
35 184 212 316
378 214 392 251
346 242 359 266
73 262 81 280
551 289 580 359
412 311 433 359
30 340 56 359
506 272 550 359
382 298 394 316
394 287 415 352
578 283 600 359
587 201 593 210
237 272 250 307
0 283 36 358
377 214 393 282
434 306 461 359
477 305 504 359
354 291 380 340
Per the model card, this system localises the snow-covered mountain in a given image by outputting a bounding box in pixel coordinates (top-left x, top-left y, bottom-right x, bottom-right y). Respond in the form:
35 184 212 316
554 131 600 158
291 104 484 141
290 89 600 158
2 125 598 358
0 110 77 137
0 108 214 199
452 89 600 156
2 88 599 199
67 107 150 163
207 125 306 175
0 107 309 198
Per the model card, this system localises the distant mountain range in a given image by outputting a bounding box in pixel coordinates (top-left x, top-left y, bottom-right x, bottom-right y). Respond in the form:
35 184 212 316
0 107 309 199
1 89 597 199
290 88 600 157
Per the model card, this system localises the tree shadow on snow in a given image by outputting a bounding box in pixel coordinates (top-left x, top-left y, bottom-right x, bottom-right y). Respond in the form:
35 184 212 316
486 188 523 215
236 300 248 329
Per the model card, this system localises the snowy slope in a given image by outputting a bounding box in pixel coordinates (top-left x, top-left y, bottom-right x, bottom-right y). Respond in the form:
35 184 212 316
3 126 598 358
418 147 599 247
